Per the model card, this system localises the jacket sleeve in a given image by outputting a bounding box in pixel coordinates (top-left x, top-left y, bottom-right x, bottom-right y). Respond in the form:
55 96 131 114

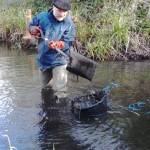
61 21 75 51
29 14 40 33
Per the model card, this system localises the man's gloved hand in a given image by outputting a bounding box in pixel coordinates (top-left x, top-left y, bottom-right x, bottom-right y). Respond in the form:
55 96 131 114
30 26 41 37
49 41 65 50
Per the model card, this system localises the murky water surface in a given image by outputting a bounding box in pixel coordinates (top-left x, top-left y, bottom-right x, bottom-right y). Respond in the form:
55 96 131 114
0 43 150 150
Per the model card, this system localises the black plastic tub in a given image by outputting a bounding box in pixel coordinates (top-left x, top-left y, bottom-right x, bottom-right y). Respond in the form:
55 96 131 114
71 91 108 118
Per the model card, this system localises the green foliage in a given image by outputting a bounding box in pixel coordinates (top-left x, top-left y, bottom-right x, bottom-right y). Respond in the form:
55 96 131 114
72 0 150 60
0 0 52 36
27 0 52 14
0 0 149 60
0 3 26 34
136 4 150 31
0 0 3 5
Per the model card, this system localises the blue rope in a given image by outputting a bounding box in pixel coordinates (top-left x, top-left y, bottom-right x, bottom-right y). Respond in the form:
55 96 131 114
143 111 150 115
127 100 150 115
128 104 141 111
102 82 120 92
137 101 147 107
101 83 150 116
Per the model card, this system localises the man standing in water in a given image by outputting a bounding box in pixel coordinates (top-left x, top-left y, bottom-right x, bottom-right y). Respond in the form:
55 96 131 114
29 0 75 99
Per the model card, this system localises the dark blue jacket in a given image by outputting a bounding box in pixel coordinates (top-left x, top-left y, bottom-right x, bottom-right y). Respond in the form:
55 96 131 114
29 10 75 69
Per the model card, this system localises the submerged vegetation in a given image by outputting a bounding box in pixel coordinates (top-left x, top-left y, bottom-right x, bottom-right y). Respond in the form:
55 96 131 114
0 0 150 60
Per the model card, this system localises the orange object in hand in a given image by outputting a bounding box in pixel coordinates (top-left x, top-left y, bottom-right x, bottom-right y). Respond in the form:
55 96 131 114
49 41 65 50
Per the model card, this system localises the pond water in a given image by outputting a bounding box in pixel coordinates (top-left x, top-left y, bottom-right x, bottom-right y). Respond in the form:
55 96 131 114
0 43 150 150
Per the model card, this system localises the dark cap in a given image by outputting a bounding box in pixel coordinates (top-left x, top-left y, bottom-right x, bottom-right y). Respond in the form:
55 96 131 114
53 0 71 10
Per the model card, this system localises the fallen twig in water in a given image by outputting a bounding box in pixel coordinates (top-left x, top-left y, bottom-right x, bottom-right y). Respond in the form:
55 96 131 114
116 104 140 116
2 134 17 150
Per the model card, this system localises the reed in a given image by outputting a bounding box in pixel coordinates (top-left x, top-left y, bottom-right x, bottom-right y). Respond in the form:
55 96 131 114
0 1 26 36
71 0 150 60
0 0 149 60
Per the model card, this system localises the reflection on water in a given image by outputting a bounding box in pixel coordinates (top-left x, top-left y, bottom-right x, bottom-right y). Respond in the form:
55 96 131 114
37 88 88 150
0 43 150 150
0 43 41 149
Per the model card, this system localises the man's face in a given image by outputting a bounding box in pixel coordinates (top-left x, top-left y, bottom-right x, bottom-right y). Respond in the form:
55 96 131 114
53 6 68 21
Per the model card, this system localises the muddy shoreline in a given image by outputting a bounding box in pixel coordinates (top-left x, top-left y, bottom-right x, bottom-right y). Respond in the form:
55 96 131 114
0 32 150 61
73 40 150 61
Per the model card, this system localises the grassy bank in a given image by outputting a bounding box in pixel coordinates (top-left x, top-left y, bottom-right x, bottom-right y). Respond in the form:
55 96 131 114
0 0 150 60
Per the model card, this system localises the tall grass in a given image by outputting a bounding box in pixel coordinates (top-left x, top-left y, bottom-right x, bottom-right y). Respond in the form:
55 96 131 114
27 0 52 14
0 1 26 35
0 0 149 60
71 0 150 60
0 0 52 36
